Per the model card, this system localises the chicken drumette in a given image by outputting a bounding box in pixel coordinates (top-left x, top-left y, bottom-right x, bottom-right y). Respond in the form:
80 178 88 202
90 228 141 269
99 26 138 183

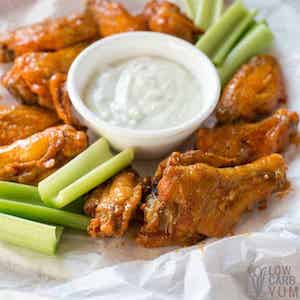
0 125 87 185
84 170 142 238
216 55 286 123
0 104 60 146
0 13 98 63
137 154 288 247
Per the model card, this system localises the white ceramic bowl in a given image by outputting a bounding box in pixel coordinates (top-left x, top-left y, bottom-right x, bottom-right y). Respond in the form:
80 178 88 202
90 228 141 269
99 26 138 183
67 32 220 159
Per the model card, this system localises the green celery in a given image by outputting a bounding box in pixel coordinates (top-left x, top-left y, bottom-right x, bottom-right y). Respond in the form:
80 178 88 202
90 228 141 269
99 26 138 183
196 0 248 58
39 138 113 207
0 199 90 230
52 148 134 208
184 0 199 19
0 181 84 214
213 9 258 66
196 0 223 30
218 23 274 85
0 213 63 255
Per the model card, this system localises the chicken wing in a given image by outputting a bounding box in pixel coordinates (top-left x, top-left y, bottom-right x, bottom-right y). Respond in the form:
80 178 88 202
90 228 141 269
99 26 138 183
0 104 60 146
84 170 142 238
0 125 88 185
49 73 83 128
137 154 287 247
142 0 203 42
0 13 98 63
196 109 299 166
86 0 147 37
2 43 87 110
216 55 286 123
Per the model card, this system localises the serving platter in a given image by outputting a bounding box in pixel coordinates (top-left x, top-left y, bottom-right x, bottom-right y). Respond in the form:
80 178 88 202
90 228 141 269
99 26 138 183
0 0 300 299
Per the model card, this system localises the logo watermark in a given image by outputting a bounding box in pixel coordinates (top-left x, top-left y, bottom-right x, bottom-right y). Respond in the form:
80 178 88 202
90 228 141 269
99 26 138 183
248 264 299 299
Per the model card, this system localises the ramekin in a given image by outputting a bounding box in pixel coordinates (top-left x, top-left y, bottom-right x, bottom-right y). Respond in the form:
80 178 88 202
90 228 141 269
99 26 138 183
67 32 220 159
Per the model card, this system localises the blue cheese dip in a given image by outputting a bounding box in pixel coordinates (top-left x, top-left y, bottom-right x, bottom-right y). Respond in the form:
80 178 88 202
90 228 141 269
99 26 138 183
84 56 202 130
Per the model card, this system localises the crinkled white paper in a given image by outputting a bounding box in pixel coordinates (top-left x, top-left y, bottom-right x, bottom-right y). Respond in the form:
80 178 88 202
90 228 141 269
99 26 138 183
0 1 300 299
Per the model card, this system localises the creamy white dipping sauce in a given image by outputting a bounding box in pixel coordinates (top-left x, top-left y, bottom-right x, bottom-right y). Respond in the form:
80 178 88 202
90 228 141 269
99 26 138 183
84 56 202 130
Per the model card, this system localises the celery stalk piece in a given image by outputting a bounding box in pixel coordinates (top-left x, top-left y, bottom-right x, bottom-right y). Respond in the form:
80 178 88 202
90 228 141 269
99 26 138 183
218 23 274 85
39 138 113 207
210 0 224 25
212 9 258 66
52 148 134 208
196 0 248 58
195 0 214 30
0 181 41 204
0 213 63 255
0 181 84 214
0 199 90 230
184 0 199 19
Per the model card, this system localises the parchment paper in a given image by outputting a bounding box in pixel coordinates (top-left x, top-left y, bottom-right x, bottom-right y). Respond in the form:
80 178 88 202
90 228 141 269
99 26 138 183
0 1 300 299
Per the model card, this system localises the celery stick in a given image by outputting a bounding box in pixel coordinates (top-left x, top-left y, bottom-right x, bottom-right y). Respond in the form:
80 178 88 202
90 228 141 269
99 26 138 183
196 0 248 58
0 213 63 255
184 0 199 19
210 0 224 25
39 138 113 207
0 199 90 230
213 9 258 66
53 148 134 208
218 23 274 85
0 181 84 214
195 0 214 30
0 181 41 204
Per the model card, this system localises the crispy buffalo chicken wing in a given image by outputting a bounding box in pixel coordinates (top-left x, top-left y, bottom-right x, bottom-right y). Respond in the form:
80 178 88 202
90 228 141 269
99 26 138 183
84 170 142 238
86 0 147 37
196 109 299 166
0 125 87 185
0 13 98 63
216 55 286 123
142 0 203 42
0 104 60 146
137 154 288 247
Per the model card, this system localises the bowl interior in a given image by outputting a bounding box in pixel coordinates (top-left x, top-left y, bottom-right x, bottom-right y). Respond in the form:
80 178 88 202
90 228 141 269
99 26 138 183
68 32 220 138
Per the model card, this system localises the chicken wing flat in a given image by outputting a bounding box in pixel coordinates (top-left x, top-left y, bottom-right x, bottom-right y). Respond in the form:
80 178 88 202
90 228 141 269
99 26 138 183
137 154 287 247
216 55 286 123
0 125 87 185
142 0 203 43
2 43 87 110
0 104 60 146
49 73 83 128
86 0 147 37
0 13 98 63
196 109 299 166
84 170 142 238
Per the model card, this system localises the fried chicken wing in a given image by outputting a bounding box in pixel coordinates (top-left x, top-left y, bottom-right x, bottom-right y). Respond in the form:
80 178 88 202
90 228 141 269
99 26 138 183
196 109 299 166
0 104 60 146
0 13 98 63
0 125 88 185
216 55 286 123
137 154 287 247
84 170 142 238
49 73 83 128
143 0 202 42
87 0 147 37
2 43 87 110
